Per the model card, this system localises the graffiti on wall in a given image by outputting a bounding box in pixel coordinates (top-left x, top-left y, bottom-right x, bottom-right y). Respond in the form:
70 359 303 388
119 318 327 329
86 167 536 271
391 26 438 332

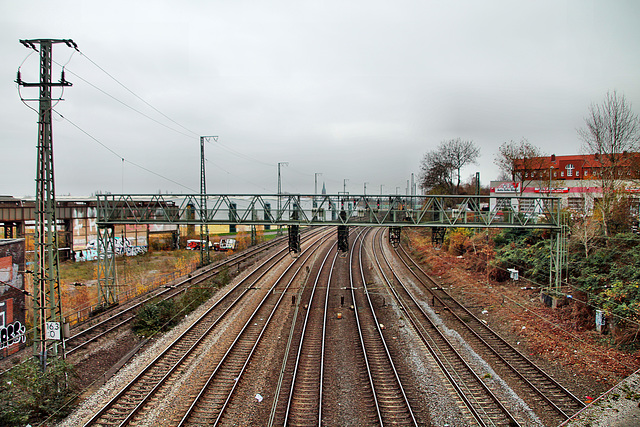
0 319 26 350
0 300 26 351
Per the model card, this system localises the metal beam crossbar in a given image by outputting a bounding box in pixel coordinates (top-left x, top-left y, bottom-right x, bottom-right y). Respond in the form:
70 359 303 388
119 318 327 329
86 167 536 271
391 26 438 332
96 194 563 230
94 193 566 308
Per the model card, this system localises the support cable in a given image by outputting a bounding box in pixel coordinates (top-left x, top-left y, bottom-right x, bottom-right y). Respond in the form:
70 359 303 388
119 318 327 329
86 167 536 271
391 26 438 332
52 109 197 192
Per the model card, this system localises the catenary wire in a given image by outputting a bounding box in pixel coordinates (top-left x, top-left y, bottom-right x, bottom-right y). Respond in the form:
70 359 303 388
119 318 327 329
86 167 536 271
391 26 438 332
77 50 200 138
56 65 196 140
53 109 197 193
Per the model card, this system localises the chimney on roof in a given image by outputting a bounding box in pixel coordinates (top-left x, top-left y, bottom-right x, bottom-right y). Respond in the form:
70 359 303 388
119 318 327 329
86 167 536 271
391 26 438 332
551 154 556 162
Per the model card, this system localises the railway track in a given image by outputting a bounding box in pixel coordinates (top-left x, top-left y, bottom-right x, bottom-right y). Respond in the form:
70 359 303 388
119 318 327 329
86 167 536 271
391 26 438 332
392 240 586 425
370 228 519 427
82 228 332 426
352 229 418 426
280 240 338 426
65 229 315 357
177 231 334 426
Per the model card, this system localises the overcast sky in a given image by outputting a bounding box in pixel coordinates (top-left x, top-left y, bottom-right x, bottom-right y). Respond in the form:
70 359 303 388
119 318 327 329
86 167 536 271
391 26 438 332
2 1 639 198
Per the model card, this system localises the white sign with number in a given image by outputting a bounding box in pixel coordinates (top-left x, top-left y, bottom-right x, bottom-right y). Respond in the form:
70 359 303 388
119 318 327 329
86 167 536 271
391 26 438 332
46 322 61 340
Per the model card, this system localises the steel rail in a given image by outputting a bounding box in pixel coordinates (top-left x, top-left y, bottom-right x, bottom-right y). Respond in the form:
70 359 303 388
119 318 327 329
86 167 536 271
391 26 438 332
122 229 331 427
178 231 334 426
65 227 322 357
352 228 419 426
82 229 328 426
372 228 519 427
395 242 586 420
280 240 337 426
64 230 297 357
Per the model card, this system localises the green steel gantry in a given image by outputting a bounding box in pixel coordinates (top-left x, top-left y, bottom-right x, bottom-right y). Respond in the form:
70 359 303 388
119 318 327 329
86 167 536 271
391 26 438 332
94 193 567 307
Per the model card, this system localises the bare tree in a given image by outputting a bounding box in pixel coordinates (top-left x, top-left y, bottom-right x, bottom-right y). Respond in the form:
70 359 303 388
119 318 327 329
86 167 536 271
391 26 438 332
494 138 546 195
578 91 640 236
569 193 602 258
446 138 481 193
419 150 455 194
419 138 480 194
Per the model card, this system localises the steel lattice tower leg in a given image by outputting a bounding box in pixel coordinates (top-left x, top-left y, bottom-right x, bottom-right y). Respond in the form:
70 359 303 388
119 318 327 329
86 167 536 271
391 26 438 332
97 226 117 307
18 39 76 367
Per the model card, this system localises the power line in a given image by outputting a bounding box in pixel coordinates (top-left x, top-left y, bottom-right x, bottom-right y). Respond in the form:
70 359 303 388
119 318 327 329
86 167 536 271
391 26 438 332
77 50 200 138
58 53 285 173
54 110 197 192
216 140 275 168
204 158 271 192
58 66 196 139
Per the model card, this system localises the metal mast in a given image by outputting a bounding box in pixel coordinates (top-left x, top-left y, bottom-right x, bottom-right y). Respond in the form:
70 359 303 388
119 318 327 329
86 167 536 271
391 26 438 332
200 136 217 266
17 38 76 368
277 162 288 236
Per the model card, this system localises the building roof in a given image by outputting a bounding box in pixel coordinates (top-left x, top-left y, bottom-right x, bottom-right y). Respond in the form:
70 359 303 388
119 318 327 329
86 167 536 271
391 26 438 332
515 153 640 170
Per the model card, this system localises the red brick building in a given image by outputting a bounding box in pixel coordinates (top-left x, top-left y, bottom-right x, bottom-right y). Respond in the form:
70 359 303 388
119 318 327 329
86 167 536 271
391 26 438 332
491 153 640 214
514 153 640 181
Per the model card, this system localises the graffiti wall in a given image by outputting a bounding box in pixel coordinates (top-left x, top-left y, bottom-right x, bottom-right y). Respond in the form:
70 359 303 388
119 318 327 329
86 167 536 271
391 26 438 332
0 238 26 358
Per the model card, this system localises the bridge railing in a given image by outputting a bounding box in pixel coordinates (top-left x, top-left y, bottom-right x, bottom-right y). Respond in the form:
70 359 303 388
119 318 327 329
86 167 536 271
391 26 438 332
96 194 562 229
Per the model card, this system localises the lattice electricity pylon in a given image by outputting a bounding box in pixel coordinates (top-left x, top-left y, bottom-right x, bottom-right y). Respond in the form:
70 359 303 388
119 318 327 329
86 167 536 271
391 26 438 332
18 39 77 367
97 226 118 307
548 215 569 297
200 136 217 267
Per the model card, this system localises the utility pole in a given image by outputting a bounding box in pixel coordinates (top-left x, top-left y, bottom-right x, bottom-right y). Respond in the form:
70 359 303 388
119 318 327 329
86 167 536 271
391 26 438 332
277 162 288 235
343 178 349 194
17 38 77 370
200 136 217 266
364 182 368 195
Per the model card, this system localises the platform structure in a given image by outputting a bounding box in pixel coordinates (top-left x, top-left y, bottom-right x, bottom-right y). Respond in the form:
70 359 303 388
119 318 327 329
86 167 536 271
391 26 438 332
95 193 567 306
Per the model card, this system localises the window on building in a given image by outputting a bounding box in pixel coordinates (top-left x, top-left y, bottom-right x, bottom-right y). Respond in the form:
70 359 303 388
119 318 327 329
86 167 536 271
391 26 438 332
568 197 585 211
566 164 574 177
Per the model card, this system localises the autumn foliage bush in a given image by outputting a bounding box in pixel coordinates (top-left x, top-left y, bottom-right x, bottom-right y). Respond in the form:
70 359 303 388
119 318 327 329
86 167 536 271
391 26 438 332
417 226 640 347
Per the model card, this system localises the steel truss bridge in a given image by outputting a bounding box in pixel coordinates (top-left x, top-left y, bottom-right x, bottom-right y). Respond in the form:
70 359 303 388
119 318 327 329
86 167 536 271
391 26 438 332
94 193 567 307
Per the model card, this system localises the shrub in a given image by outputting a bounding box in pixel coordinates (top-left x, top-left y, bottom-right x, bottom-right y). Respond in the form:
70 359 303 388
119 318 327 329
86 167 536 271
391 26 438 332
0 358 78 426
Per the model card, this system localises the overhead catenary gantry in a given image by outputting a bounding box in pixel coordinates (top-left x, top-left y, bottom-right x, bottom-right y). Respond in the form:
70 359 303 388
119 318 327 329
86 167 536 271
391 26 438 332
94 193 566 307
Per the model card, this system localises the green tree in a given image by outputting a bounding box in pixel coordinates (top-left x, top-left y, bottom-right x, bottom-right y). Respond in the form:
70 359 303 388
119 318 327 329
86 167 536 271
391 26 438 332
0 358 77 426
